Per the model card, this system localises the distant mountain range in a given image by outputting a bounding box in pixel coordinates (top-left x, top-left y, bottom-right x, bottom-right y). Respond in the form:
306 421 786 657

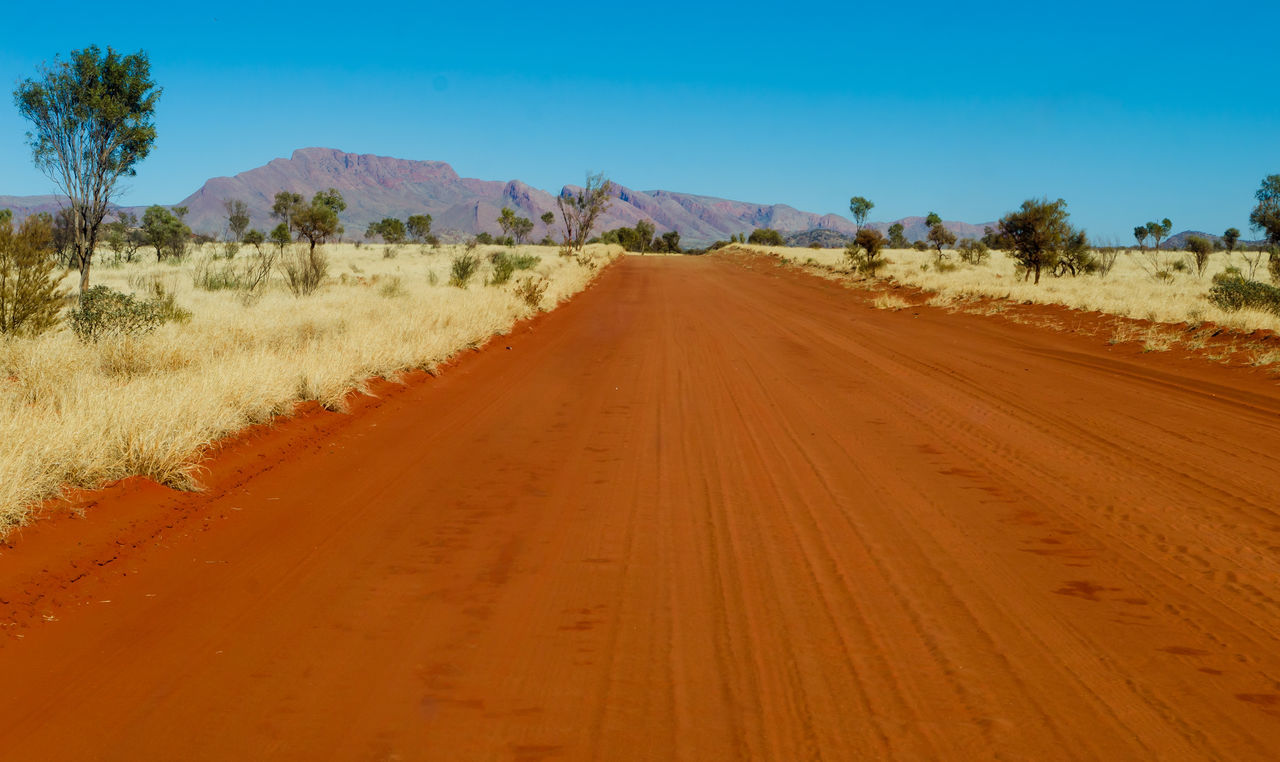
0 149 995 246
3 148 1255 249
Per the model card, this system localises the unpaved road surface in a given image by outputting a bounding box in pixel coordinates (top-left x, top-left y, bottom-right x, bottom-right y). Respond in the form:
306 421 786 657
4 254 1280 760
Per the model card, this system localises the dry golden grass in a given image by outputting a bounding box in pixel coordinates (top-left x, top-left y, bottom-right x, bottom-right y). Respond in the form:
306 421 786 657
1139 327 1180 353
733 243 1280 334
872 294 912 311
0 242 620 534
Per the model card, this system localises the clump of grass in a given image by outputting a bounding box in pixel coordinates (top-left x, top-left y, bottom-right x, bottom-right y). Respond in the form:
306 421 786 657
282 246 328 296
489 251 517 285
872 294 911 311
1184 328 1213 350
450 252 481 287
1247 347 1280 367
513 275 550 310
377 276 406 298
1108 323 1143 345
1140 327 1179 352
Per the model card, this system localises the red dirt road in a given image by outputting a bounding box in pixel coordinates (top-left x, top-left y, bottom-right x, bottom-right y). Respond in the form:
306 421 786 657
4 254 1280 760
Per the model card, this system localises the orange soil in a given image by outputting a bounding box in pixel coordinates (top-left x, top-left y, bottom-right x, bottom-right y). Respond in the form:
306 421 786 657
4 254 1280 760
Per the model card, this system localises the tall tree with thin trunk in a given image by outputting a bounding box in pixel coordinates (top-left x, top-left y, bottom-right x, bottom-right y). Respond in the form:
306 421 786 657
1250 175 1280 246
271 191 303 232
1145 218 1172 252
1133 225 1148 252
556 173 613 252
13 46 161 293
225 199 250 241
1222 227 1240 254
849 196 874 231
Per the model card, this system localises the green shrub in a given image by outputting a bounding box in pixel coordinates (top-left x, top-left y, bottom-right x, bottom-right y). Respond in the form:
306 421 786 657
1207 270 1280 314
845 228 888 277
0 211 66 337
490 252 517 285
450 252 481 287
956 238 990 265
512 275 549 309
193 257 243 291
509 252 540 270
135 275 192 324
747 228 785 246
68 286 169 342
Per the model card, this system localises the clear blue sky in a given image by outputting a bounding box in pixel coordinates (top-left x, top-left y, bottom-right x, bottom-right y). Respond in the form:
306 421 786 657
2 0 1277 240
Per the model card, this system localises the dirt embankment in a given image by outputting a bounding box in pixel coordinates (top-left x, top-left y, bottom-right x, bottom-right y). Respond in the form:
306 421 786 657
3 253 1280 760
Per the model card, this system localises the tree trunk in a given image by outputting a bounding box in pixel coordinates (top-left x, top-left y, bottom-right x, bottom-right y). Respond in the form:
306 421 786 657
1033 262 1042 284
79 251 91 294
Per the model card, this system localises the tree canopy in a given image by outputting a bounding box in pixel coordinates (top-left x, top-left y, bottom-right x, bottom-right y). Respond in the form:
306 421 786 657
997 198 1085 284
407 214 433 243
291 189 346 255
1250 175 1280 245
225 199 250 241
556 173 613 251
141 205 190 261
13 46 160 292
849 196 874 229
366 217 406 245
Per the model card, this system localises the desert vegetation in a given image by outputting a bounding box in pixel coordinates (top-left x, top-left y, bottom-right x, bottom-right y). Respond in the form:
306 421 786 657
743 176 1280 336
0 236 618 534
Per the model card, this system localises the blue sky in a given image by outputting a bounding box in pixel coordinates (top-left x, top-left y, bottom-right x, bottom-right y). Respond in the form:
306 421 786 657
1 0 1277 240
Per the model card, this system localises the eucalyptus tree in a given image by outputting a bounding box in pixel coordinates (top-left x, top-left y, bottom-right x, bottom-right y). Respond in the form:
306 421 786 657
849 196 874 230
13 46 161 292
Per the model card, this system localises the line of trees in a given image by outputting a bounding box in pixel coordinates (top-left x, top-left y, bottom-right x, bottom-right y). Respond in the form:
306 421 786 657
599 220 682 253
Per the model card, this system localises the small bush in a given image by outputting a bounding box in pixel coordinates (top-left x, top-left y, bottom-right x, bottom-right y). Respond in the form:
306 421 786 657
136 275 192 324
68 286 167 342
0 212 66 337
192 257 244 291
956 238 990 265
509 252 540 270
489 251 517 285
1185 235 1213 277
512 275 549 309
845 228 888 277
747 228 785 246
1095 247 1120 277
283 246 328 296
1207 271 1280 314
377 276 406 298
450 252 481 287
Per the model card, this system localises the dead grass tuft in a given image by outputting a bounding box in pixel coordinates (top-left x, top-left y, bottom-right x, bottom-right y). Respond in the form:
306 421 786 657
872 294 912 311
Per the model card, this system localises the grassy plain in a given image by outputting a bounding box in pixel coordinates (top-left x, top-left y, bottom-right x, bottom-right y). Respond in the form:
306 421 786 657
740 243 1280 334
0 242 619 534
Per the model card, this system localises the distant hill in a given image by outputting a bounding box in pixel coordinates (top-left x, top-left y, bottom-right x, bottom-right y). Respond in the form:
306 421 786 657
1162 230 1268 250
2 148 994 246
785 217 994 249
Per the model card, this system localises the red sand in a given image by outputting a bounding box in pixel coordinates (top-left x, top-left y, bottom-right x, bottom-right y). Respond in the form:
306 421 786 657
3 253 1280 760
